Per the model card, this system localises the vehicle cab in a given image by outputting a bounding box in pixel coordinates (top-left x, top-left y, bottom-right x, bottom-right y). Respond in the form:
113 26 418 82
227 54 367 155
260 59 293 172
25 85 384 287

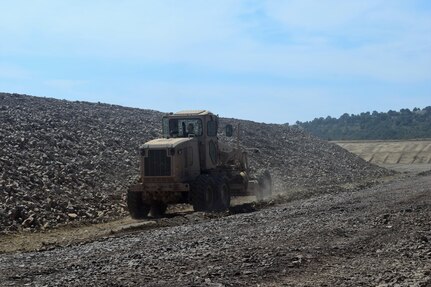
162 110 219 171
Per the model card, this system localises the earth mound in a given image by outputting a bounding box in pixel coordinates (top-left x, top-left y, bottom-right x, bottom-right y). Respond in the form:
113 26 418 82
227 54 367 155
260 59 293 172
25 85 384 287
0 93 390 232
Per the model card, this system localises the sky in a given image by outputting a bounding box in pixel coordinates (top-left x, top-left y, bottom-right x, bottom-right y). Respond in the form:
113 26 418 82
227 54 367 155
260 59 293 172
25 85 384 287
0 1 430 124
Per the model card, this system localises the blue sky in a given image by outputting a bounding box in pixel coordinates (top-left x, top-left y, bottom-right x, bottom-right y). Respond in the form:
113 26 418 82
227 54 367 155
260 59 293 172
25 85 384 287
0 1 430 124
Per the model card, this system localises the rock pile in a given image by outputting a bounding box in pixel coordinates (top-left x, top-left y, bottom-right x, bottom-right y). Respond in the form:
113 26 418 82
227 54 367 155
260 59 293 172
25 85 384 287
0 93 390 232
219 118 390 193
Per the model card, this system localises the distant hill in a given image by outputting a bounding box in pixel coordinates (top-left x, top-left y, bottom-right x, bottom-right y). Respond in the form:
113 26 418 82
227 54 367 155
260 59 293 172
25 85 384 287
295 107 431 140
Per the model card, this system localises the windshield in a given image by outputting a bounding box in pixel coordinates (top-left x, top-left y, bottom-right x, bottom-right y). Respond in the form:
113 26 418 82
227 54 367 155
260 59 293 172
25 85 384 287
162 118 203 138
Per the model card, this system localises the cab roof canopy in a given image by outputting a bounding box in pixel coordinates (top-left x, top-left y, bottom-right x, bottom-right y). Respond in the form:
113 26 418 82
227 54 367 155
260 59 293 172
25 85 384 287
173 110 213 116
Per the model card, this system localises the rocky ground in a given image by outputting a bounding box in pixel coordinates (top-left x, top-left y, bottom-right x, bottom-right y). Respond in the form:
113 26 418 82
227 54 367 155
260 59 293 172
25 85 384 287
0 93 390 232
0 173 429 287
1 92 429 286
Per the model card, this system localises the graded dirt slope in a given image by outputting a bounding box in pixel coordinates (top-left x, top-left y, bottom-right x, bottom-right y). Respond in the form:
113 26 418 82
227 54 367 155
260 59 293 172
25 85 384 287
0 93 390 233
336 140 431 164
336 140 431 173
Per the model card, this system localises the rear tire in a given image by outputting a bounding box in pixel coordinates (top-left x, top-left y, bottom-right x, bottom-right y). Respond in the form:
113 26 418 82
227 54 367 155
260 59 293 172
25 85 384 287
213 176 231 211
191 175 216 212
127 191 150 219
256 170 272 201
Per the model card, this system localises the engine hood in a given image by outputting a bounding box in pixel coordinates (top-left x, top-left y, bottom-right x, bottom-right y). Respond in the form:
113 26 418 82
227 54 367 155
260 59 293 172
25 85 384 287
142 137 195 149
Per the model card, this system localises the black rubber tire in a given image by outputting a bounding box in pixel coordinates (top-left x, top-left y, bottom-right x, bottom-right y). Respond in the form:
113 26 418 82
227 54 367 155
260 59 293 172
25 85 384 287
191 175 216 212
150 201 167 218
256 170 272 201
127 191 150 219
213 176 231 211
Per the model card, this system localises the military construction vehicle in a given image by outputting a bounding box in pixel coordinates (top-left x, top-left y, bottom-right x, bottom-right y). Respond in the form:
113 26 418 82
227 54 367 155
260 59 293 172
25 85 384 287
127 110 272 218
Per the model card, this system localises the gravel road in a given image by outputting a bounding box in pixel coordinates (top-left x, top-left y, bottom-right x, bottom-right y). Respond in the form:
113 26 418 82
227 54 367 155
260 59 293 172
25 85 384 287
0 174 429 287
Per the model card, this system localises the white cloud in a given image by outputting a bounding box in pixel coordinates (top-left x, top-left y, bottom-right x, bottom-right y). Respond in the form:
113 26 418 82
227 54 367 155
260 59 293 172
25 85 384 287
44 79 88 90
264 0 383 31
0 0 430 123
0 1 244 58
1 0 429 83
0 64 31 80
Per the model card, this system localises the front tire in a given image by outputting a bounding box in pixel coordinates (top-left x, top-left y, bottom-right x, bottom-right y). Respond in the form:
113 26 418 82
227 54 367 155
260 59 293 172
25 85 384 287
150 201 167 217
191 175 216 212
127 191 151 219
213 176 231 211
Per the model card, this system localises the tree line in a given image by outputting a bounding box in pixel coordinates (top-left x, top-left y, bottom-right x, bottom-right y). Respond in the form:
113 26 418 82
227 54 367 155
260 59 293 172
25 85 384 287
294 107 431 140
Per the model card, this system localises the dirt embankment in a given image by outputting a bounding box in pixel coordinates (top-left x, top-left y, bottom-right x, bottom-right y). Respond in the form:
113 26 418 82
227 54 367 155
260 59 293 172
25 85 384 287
0 173 429 286
0 93 390 233
335 140 431 164
335 140 431 174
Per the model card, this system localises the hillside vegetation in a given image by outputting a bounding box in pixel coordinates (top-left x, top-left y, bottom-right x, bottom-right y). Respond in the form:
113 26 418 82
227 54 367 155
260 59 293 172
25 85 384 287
295 107 431 140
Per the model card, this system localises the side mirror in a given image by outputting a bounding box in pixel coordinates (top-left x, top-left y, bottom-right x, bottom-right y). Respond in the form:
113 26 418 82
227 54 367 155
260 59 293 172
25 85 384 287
225 124 233 137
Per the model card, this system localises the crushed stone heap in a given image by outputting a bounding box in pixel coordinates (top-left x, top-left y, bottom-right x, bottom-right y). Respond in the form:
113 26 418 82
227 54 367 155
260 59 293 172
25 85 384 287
0 93 390 232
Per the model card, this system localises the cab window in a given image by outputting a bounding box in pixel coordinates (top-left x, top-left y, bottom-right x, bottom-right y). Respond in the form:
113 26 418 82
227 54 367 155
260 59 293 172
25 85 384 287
207 120 217 137
163 118 203 138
